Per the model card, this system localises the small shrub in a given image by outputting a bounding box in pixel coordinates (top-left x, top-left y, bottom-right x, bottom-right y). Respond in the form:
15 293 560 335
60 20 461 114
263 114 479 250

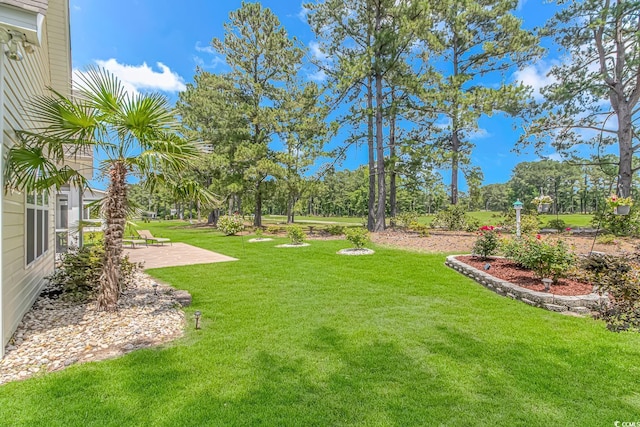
287 225 306 244
431 204 468 231
472 226 500 260
265 225 283 235
344 227 370 248
326 225 345 236
501 235 575 282
546 218 567 232
47 245 140 300
592 207 640 237
596 233 617 245
520 215 541 235
217 215 245 236
397 212 419 228
408 221 430 237
254 227 264 238
582 253 640 332
464 217 481 233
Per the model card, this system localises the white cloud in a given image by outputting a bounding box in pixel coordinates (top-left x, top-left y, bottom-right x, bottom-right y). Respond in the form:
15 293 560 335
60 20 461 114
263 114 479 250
513 61 557 100
517 0 527 10
306 40 330 82
307 69 327 82
434 118 452 130
193 42 226 70
298 4 310 22
75 59 186 95
309 41 328 62
545 152 564 161
193 55 226 70
466 128 491 140
195 41 216 55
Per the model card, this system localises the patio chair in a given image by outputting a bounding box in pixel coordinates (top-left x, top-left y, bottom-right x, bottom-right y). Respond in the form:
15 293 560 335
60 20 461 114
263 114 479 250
136 230 172 246
122 238 147 248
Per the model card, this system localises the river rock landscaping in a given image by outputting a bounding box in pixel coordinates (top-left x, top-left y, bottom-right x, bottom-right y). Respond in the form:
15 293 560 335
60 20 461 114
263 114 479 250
0 272 187 385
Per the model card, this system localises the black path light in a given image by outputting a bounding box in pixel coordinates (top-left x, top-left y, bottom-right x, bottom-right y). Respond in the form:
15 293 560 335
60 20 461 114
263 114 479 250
152 282 158 296
194 311 202 330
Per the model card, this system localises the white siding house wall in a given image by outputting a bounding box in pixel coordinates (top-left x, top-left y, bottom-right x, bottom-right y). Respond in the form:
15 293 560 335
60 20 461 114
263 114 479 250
1 2 57 357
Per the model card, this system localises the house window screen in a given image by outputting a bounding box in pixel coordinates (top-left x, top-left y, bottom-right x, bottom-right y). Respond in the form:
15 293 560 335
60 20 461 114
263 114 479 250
26 191 50 266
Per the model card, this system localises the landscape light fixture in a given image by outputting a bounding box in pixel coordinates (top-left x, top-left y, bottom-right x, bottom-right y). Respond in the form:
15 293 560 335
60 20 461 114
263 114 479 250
542 278 552 292
194 311 202 330
484 263 491 271
152 282 158 296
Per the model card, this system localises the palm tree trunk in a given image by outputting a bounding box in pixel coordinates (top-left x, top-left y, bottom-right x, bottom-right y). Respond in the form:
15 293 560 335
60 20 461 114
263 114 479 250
98 161 127 311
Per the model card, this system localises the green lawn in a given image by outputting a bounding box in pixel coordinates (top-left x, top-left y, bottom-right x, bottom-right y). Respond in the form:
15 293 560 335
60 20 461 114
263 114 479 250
235 211 595 229
417 212 594 228
1 222 638 425
537 213 594 228
263 214 364 225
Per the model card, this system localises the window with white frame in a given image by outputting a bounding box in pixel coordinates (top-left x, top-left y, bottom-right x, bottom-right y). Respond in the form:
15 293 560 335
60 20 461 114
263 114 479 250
26 191 49 265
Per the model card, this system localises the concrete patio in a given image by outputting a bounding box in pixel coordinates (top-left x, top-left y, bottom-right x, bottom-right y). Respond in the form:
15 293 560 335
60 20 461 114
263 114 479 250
123 242 237 269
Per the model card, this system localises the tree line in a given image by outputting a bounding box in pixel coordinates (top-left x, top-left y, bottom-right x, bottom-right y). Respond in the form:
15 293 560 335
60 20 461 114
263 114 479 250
129 155 640 221
171 0 640 231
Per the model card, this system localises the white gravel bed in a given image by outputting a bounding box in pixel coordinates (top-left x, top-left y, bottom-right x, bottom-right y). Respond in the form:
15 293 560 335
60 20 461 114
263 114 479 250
0 272 186 385
276 243 311 248
337 248 375 256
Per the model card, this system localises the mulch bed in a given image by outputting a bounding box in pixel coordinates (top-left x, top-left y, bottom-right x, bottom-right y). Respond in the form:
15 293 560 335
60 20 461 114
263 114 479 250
456 255 594 296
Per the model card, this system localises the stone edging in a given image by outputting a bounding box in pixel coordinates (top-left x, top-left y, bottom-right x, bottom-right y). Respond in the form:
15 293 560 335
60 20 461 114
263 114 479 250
445 255 607 315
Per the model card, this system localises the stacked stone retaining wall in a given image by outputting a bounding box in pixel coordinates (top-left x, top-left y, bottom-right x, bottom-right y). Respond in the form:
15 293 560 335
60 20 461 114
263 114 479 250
445 255 607 315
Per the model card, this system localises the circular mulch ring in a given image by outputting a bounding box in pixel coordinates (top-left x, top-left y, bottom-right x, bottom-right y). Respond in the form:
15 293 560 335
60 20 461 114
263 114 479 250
276 243 310 248
456 255 594 296
337 248 375 256
248 238 273 243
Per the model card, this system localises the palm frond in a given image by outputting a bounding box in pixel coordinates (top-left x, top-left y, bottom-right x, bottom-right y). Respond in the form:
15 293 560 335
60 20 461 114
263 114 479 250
19 90 100 156
74 66 126 116
146 174 221 210
131 132 200 176
4 144 88 193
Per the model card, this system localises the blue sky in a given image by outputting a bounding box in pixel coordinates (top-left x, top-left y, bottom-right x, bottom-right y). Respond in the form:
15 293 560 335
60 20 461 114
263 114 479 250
70 0 568 191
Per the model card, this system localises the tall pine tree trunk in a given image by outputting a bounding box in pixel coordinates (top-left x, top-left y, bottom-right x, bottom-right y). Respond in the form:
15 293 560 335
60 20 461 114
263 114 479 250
254 181 263 227
98 161 127 311
287 192 298 223
389 90 397 226
451 129 460 205
367 76 376 232
450 41 460 205
374 8 386 232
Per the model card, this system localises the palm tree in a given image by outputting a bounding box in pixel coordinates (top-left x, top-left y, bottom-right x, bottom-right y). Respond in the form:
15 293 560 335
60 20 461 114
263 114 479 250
5 67 204 311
